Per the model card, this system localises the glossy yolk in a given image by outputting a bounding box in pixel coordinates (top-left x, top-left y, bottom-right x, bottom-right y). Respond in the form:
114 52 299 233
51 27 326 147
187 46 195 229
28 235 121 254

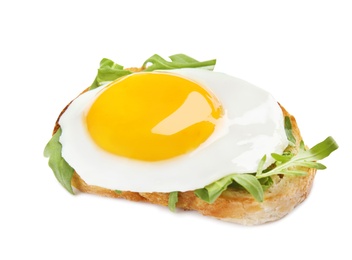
85 72 223 161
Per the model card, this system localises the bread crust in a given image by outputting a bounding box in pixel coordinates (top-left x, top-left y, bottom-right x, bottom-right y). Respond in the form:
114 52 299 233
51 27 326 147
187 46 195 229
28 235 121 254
53 75 316 225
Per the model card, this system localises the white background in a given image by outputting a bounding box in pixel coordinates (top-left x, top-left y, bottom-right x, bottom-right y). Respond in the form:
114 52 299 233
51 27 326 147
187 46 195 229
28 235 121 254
1 0 351 259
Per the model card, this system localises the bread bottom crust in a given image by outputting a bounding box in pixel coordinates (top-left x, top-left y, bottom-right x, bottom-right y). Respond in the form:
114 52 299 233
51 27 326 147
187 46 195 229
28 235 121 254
66 106 316 225
71 167 316 225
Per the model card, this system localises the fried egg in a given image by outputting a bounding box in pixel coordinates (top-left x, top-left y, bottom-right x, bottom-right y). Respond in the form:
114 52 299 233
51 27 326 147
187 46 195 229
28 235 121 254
59 68 288 192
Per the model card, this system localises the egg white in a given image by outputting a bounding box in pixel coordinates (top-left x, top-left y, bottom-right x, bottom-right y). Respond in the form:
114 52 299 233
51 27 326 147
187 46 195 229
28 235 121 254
59 68 288 192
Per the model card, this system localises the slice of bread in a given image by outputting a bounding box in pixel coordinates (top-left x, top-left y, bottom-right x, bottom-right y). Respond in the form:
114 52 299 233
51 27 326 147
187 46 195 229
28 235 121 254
52 72 316 225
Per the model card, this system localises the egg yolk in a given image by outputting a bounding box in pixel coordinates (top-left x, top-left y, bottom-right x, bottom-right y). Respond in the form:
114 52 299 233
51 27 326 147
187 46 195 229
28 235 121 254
85 72 223 161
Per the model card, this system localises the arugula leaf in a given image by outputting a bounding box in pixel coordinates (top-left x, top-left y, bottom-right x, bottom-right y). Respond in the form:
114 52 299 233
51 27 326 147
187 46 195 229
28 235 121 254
44 128 74 194
232 175 264 202
90 58 132 90
195 174 264 203
229 176 273 190
298 136 338 161
259 176 273 191
195 176 233 203
256 155 267 175
293 161 326 169
284 116 296 146
271 152 293 163
168 191 179 212
257 136 338 179
142 54 216 72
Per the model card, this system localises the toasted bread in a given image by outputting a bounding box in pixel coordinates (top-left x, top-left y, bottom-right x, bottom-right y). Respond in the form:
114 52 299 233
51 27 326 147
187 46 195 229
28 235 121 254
51 68 316 225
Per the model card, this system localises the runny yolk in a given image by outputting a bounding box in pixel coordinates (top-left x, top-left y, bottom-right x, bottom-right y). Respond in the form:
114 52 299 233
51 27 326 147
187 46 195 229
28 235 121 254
85 72 223 161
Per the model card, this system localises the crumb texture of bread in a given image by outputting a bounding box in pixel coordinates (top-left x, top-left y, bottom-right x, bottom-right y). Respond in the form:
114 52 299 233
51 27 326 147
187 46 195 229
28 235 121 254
53 73 316 225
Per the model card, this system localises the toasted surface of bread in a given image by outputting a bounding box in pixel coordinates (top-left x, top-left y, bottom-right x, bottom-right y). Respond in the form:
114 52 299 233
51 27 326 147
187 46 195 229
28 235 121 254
52 69 316 225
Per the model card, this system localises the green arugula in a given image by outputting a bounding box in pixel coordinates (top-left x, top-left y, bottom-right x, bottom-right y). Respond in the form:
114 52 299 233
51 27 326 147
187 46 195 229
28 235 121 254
142 54 216 72
168 191 179 212
194 136 338 204
284 116 297 146
194 174 264 203
89 58 132 90
89 54 216 90
44 128 75 194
